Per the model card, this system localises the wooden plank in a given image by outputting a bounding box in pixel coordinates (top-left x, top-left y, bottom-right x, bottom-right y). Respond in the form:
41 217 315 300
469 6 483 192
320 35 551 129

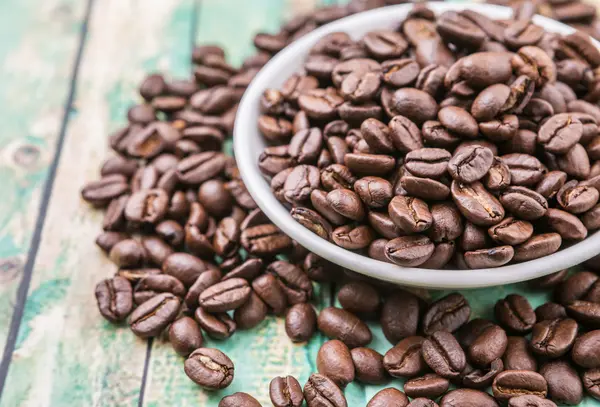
0 0 88 355
0 1 196 406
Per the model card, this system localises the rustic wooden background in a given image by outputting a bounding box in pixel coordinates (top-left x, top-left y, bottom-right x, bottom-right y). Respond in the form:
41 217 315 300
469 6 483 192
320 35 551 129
0 0 599 405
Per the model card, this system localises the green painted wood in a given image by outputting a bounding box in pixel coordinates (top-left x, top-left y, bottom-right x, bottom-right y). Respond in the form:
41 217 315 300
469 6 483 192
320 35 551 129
0 1 196 406
0 0 87 354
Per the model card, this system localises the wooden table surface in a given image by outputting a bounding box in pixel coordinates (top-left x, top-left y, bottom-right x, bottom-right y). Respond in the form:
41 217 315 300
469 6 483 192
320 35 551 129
0 0 598 405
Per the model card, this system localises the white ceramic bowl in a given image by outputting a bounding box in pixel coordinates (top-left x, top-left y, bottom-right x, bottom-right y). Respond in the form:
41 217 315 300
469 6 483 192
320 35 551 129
234 2 600 289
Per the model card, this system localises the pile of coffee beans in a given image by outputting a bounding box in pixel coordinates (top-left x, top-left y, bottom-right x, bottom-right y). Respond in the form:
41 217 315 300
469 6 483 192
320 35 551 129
258 3 600 269
81 0 600 405
491 0 600 40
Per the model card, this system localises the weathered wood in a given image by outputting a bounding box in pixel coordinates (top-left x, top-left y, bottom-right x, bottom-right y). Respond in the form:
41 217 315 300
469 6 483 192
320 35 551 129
0 1 196 406
0 0 87 354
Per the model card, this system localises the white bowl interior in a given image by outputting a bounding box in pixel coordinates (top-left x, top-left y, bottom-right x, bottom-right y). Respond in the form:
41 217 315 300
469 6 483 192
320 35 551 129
234 2 600 289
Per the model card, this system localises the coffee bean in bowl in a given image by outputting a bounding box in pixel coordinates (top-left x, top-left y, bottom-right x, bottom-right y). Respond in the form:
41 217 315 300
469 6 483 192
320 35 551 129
236 2 600 288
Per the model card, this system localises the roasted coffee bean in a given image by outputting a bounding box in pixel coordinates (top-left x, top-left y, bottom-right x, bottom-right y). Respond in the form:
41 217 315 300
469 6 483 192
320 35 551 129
488 217 534 245
169 316 203 357
219 392 261 407
572 330 600 368
557 180 599 214
539 359 583 405
129 293 180 338
428 202 463 243
500 187 549 221
388 196 432 234
384 336 427 378
318 307 371 348
389 115 424 152
404 374 449 399
82 175 130 207
535 302 568 321
557 143 591 179
380 290 421 344
194 308 236 340
462 358 504 389
558 271 600 304
241 224 292 257
495 294 536 334
464 245 514 269
566 300 600 328
530 318 578 359
125 188 169 225
109 239 146 268
270 376 304 407
405 148 451 179
422 331 466 379
492 370 548 401
440 389 499 407
285 303 317 342
514 233 562 262
582 368 600 401
233 291 268 330
141 236 173 266
408 398 439 407
176 152 226 185
508 395 557 407
251 273 287 315
332 224 374 250
303 373 347 407
317 340 355 387
503 336 538 372
423 293 471 335
184 348 234 390
115 267 160 283
198 278 250 313
354 177 393 209
538 113 583 154
133 274 185 305
95 276 133 322
184 269 221 308
451 181 505 226
467 323 507 367
384 235 435 267
267 261 312 304
350 347 387 385
400 175 450 201
546 208 588 240
367 388 409 407
461 221 490 251
163 253 212 287
337 282 379 314
448 146 494 183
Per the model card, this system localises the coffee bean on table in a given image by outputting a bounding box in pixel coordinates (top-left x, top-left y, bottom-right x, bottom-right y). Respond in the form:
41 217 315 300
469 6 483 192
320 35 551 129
462 358 504 389
133 274 186 305
508 395 557 407
184 347 234 390
109 239 146 269
318 306 371 348
129 292 180 338
572 330 600 368
337 281 380 314
530 318 578 358
163 252 211 287
555 271 600 305
350 347 388 385
194 308 236 340
303 373 347 407
285 303 317 343
492 370 548 402
440 389 499 407
535 302 567 321
168 316 203 357
466 323 507 367
270 376 304 407
95 276 133 322
539 359 583 405
380 290 421 344
317 340 355 387
219 392 262 407
366 388 409 407
495 294 536 334
422 293 471 335
198 278 251 312
234 291 268 330
404 373 449 399
422 331 466 379
383 336 427 378
582 368 600 401
408 398 439 407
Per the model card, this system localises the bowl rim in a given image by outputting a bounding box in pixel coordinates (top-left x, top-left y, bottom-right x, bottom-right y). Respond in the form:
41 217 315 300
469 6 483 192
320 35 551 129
234 2 600 289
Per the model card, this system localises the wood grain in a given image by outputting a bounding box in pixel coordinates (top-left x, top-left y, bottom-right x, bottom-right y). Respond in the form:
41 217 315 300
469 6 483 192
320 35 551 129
0 1 195 406
0 0 87 354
